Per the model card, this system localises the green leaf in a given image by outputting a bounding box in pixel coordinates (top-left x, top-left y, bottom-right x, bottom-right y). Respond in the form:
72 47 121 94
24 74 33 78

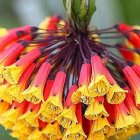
87 0 96 24
72 0 81 15
78 0 88 20
62 0 66 9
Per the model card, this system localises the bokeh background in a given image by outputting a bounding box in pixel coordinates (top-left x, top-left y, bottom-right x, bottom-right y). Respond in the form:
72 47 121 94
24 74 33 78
0 0 140 139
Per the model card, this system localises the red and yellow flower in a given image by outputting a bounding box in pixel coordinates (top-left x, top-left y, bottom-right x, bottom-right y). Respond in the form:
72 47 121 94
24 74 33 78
0 1 140 139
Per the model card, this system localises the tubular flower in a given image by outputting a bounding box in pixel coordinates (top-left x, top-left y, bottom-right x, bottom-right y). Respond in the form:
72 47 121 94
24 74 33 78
0 41 28 84
88 129 105 140
64 103 87 140
0 84 12 103
18 103 41 127
36 80 56 122
0 101 27 129
43 71 66 115
112 103 134 129
7 63 35 102
104 68 127 104
72 62 93 105
88 54 111 98
56 84 78 128
85 96 109 120
123 65 140 104
124 87 140 124
21 61 51 104
1 1 140 140
3 48 41 84
42 121 62 140
0 100 10 116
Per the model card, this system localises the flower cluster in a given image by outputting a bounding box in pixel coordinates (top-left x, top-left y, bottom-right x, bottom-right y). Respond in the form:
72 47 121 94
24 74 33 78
1 14 140 140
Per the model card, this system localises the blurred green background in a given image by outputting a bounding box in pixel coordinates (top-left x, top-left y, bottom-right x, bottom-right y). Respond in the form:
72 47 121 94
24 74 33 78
0 0 140 139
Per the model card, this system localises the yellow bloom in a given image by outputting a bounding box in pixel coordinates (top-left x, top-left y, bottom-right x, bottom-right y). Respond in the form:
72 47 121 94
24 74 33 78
42 122 62 139
0 84 12 103
85 98 109 120
105 127 119 138
72 63 92 105
27 128 47 140
91 117 111 133
55 105 77 128
0 28 7 37
124 88 140 124
0 101 9 115
87 130 105 140
114 104 135 129
12 120 32 135
0 107 21 129
39 17 51 30
3 64 24 84
0 120 14 130
18 105 39 127
21 85 43 104
7 84 25 103
79 85 94 105
106 84 127 104
45 95 63 115
72 86 94 105
22 61 51 104
71 90 82 104
88 75 111 97
64 123 87 140
10 131 28 140
115 126 139 140
36 104 57 122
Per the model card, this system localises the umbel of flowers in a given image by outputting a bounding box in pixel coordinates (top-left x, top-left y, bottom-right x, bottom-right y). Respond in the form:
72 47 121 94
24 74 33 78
1 0 140 140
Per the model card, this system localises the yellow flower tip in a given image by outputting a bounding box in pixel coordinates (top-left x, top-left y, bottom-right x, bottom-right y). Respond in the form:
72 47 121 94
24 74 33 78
0 84 12 104
18 111 39 127
39 17 51 30
115 126 139 140
36 102 56 122
12 120 32 135
55 106 78 128
0 120 14 130
71 90 81 104
91 117 111 133
0 28 8 37
78 85 94 105
10 131 22 139
42 122 62 139
64 123 87 140
87 130 105 140
7 84 24 103
107 84 127 104
88 75 110 97
45 95 63 115
0 101 9 115
85 101 109 120
37 109 57 122
115 112 135 129
0 107 20 123
27 128 43 140
12 120 24 131
3 64 23 84
21 85 44 104
105 127 119 138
